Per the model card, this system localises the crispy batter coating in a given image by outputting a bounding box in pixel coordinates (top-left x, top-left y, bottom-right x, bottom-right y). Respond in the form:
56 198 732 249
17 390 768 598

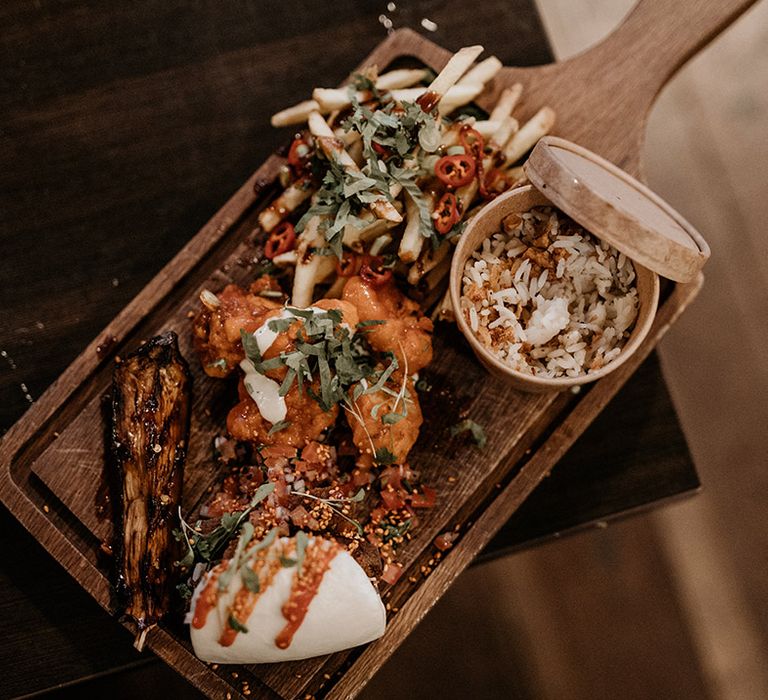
345 372 423 468
226 298 359 448
192 277 283 378
342 276 433 374
227 377 339 448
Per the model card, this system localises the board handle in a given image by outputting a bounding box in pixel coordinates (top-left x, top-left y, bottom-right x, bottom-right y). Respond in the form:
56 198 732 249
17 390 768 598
581 0 758 100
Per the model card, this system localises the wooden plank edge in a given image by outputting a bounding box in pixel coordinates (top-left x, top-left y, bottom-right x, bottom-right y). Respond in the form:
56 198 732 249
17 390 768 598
325 276 703 699
0 155 282 465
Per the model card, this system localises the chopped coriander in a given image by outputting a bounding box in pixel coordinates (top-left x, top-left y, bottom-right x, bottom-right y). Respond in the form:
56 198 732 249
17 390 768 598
239 307 392 416
450 419 487 449
240 566 261 593
382 411 405 425
268 419 292 435
295 530 309 574
228 615 249 634
240 328 262 366
374 447 397 466
382 519 412 544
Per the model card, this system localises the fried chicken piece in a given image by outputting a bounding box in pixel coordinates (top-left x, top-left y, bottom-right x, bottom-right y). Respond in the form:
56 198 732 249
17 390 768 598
192 277 283 378
227 376 339 448
345 372 423 468
342 276 433 374
227 299 359 448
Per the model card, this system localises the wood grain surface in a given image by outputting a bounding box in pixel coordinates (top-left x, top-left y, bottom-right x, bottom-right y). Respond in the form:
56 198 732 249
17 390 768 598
4 1 744 700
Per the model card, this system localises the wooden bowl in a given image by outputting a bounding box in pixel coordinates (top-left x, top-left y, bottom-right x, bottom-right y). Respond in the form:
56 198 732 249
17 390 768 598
449 185 660 393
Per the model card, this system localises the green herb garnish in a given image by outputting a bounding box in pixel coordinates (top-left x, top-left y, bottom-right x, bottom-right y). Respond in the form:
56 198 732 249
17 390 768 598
382 518 412 544
240 308 392 416
374 447 397 466
450 419 487 449
297 80 442 255
228 614 249 634
268 419 292 435
174 482 275 569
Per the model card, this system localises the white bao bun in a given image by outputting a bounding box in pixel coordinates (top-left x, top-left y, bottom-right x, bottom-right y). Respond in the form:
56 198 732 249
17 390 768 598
189 537 386 663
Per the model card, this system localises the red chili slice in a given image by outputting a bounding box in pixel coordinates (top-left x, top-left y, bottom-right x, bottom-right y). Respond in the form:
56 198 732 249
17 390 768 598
287 135 312 173
434 154 476 188
264 221 296 259
459 125 485 159
433 192 460 235
459 125 489 195
371 142 391 158
360 257 393 287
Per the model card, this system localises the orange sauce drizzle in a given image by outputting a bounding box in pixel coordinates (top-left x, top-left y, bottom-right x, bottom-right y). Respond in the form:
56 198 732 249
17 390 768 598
274 540 340 650
191 562 227 629
219 548 281 647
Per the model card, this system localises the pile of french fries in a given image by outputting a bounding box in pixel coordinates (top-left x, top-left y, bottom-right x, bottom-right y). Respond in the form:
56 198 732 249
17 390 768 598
259 45 556 319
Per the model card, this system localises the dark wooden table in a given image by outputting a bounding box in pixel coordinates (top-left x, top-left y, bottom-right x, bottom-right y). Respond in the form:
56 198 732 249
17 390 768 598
0 1 698 697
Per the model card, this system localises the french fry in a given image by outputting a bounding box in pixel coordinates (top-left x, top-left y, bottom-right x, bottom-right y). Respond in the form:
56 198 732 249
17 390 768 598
258 177 314 232
310 69 428 113
491 115 519 149
428 45 484 98
308 112 402 224
431 288 455 323
390 84 483 110
458 56 502 86
407 239 452 285
292 216 336 307
313 88 358 112
271 100 321 127
472 120 503 138
376 68 429 90
503 106 556 163
343 217 393 251
398 190 432 263
438 82 485 116
423 252 452 291
271 250 298 267
456 178 478 216
369 232 393 256
489 83 523 122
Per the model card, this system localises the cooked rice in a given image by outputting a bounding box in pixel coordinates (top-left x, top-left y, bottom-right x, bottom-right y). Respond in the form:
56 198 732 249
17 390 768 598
460 206 638 378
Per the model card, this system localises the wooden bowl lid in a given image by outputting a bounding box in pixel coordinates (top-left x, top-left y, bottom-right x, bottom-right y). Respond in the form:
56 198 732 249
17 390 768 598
524 137 710 282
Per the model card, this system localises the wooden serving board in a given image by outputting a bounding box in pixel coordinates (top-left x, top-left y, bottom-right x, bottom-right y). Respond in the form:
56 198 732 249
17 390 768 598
0 1 756 698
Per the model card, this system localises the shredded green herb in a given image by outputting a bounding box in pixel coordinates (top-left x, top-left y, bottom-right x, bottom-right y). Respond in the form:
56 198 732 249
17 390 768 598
297 75 442 255
268 419 292 435
228 614 249 634
450 419 487 449
240 308 396 418
374 447 398 466
382 518 412 544
174 482 275 570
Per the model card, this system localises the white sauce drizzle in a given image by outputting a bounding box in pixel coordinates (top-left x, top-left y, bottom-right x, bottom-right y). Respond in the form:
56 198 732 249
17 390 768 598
240 358 286 424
